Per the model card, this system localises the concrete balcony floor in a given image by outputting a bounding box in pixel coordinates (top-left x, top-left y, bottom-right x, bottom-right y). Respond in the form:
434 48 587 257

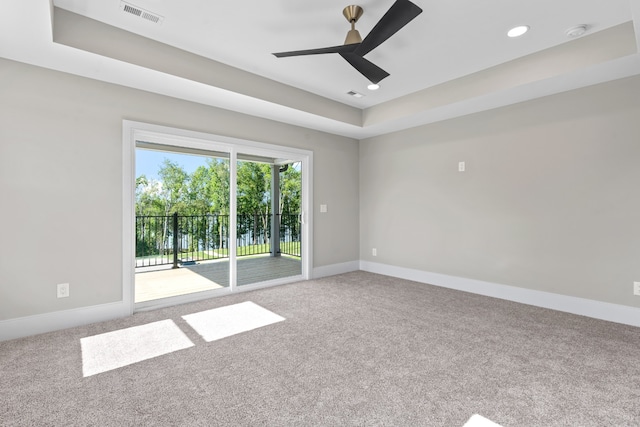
135 255 302 303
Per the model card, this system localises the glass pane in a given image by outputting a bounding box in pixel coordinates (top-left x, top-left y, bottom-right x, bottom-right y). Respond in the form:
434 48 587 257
236 160 302 286
134 146 230 303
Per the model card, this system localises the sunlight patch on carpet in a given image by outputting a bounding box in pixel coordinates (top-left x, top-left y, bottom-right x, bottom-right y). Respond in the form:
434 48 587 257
182 301 285 342
81 319 194 377
463 414 502 427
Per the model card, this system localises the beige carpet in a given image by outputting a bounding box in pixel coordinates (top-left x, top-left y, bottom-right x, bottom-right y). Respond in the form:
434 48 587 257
1 271 639 426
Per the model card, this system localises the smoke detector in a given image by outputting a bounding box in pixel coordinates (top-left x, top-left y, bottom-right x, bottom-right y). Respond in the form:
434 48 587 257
120 2 164 24
565 25 588 38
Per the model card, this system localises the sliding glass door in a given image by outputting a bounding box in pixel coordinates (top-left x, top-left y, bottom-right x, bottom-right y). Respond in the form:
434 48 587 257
126 122 311 310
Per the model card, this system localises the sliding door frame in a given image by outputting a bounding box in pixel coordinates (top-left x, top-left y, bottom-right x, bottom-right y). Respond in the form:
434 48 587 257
122 120 313 313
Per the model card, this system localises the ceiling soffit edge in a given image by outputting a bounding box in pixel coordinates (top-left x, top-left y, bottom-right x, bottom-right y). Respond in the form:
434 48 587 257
51 7 362 128
46 4 640 139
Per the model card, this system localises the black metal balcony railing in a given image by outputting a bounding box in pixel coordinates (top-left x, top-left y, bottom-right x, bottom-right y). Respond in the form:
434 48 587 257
135 213 301 268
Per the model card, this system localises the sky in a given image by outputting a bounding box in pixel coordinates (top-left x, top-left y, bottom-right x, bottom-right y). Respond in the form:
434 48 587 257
136 148 302 182
136 149 209 181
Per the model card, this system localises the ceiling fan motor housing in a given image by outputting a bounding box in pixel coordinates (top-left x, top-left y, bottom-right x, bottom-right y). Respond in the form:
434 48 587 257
344 29 362 44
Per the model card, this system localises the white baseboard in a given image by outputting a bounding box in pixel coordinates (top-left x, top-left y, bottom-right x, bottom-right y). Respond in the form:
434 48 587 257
360 260 640 328
313 261 360 279
0 302 130 342
1 260 360 342
5 259 634 342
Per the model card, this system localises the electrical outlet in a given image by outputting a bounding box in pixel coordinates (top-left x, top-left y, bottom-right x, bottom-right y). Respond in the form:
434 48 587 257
372 248 377 256
634 282 640 296
458 161 466 172
57 283 70 298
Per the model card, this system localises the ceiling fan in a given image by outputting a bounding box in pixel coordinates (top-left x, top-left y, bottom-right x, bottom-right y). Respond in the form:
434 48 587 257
273 0 423 85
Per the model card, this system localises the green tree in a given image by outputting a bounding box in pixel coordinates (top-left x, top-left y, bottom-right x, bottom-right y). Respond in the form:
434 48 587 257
280 162 301 215
207 158 230 214
237 161 271 244
150 159 189 254
187 165 212 215
134 155 302 257
206 158 230 249
135 174 166 256
158 159 189 215
135 174 165 216
278 162 302 246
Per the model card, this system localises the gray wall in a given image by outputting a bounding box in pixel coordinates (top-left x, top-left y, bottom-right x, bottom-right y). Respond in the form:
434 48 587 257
2 56 639 324
0 59 360 320
360 75 640 308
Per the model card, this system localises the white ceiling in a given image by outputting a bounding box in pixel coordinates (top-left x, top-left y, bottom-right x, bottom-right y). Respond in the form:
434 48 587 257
1 0 640 138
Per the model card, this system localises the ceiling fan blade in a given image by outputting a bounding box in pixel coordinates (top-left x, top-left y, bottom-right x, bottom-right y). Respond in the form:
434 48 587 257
339 53 390 84
354 0 423 57
273 43 359 58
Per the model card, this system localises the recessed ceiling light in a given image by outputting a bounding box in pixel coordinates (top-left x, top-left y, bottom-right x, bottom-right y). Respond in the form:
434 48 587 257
507 25 529 38
367 84 380 91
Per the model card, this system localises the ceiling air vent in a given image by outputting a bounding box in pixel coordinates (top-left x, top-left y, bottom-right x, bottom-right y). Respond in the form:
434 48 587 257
120 2 164 24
